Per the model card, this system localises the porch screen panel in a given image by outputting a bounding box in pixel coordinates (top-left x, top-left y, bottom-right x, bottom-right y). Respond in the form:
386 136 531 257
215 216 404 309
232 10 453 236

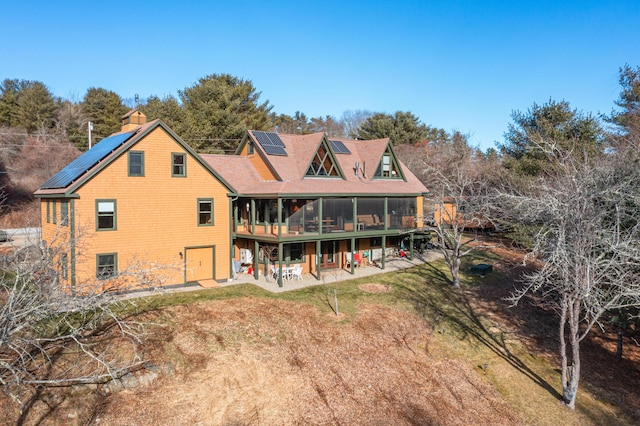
388 198 416 230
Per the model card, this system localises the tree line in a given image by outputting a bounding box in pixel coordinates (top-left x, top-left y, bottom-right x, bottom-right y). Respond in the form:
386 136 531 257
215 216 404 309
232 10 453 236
0 73 448 154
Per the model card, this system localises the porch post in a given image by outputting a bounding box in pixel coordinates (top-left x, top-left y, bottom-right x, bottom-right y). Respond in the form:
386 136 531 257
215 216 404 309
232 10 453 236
318 197 323 235
353 197 358 233
384 197 388 230
316 240 322 280
250 199 256 235
277 198 282 239
278 241 284 287
410 232 414 260
350 237 356 275
253 240 260 280
381 235 386 269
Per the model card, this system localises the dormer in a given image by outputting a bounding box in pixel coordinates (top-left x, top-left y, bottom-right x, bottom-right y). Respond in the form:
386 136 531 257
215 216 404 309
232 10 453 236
121 109 147 132
373 143 405 180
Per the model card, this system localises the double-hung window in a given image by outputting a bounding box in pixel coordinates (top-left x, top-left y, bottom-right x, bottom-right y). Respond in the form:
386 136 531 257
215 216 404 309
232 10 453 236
172 153 186 177
96 253 117 279
198 198 214 226
96 200 116 230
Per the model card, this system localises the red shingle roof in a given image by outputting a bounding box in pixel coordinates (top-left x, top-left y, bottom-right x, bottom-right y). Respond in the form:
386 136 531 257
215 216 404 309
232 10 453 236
203 131 428 196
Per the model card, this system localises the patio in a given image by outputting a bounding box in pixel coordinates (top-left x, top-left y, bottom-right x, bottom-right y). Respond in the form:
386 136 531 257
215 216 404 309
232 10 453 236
223 249 443 293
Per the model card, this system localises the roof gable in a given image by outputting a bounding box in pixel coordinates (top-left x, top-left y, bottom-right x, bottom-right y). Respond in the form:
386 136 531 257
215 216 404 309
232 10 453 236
35 120 236 196
303 136 345 178
373 142 406 181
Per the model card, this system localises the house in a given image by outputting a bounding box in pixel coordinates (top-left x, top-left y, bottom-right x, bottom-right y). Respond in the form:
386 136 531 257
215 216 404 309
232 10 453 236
35 110 429 292
34 110 234 294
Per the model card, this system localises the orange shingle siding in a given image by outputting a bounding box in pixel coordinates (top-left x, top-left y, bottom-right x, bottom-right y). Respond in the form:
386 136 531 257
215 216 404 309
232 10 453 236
238 140 278 181
67 126 231 288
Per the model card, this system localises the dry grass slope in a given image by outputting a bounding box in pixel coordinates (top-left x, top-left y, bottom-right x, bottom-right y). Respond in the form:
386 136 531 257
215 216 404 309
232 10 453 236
17 298 518 425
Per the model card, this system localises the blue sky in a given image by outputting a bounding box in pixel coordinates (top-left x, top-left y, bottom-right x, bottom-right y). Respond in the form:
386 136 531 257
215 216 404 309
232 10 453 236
2 0 639 150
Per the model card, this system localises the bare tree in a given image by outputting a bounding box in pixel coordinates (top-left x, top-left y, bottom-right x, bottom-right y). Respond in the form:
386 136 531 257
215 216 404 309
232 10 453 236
497 139 640 409
259 243 278 283
340 109 374 139
398 133 493 287
0 227 177 408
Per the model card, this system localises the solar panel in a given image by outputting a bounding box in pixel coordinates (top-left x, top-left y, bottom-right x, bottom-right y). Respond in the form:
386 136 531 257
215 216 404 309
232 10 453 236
265 132 285 147
253 131 287 155
253 131 285 147
262 145 287 156
329 139 351 154
40 132 135 189
253 131 273 146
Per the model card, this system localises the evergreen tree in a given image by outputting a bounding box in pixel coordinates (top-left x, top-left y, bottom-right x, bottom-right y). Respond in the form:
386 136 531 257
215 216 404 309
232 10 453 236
141 95 186 131
354 111 445 145
611 64 640 133
15 81 59 134
499 99 604 176
81 88 128 142
0 79 58 133
0 79 23 127
178 74 273 152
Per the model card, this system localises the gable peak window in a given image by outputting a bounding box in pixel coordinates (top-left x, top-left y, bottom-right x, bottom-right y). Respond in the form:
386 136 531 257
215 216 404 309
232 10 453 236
129 151 144 176
172 152 186 177
306 144 340 177
374 146 402 179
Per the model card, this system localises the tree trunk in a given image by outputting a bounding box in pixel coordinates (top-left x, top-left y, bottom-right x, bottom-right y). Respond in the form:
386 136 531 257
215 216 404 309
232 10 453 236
562 298 581 409
451 255 461 288
559 298 569 403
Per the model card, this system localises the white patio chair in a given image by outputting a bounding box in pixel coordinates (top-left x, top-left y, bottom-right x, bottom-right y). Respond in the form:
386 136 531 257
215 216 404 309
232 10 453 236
345 252 360 269
291 264 303 281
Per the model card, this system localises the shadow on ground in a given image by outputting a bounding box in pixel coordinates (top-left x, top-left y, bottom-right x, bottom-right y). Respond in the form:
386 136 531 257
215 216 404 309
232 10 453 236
398 261 561 402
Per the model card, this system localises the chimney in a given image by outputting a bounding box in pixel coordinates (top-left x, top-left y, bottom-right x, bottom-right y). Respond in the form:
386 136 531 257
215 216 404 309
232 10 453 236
121 109 146 132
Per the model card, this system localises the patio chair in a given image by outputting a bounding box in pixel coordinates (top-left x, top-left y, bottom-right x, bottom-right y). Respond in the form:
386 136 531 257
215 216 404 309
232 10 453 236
291 264 303 281
271 265 292 281
345 252 360 269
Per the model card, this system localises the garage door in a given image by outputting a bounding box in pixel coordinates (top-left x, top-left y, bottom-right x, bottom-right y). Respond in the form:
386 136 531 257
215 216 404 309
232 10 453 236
185 246 215 282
